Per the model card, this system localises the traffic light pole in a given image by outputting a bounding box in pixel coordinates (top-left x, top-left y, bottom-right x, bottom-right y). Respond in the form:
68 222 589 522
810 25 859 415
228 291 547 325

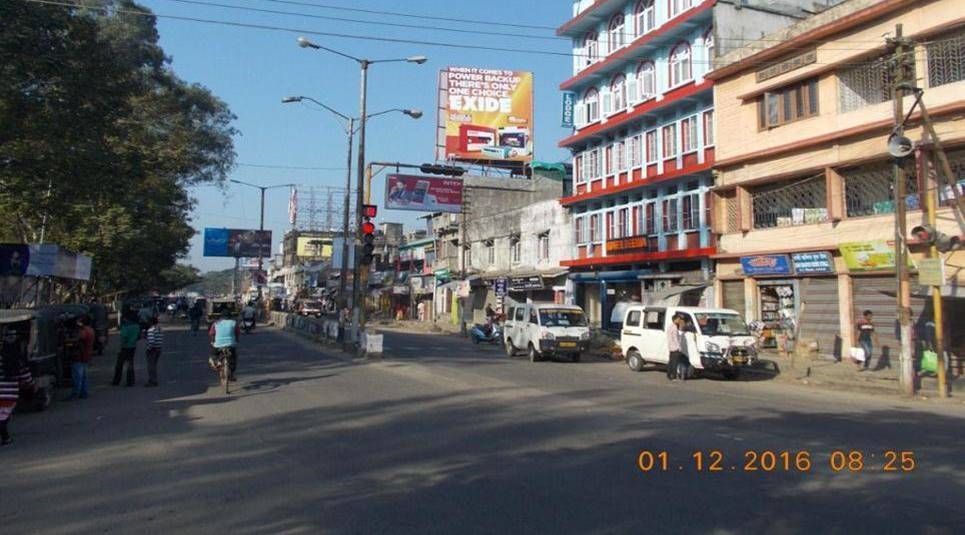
351 60 369 350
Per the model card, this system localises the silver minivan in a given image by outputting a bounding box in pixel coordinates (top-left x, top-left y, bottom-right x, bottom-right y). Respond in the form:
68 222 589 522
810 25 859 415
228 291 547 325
503 303 591 362
620 306 757 379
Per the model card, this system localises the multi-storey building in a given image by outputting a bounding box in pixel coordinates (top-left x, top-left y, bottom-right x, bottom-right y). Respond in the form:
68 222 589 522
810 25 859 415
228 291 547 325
557 0 809 328
708 0 965 367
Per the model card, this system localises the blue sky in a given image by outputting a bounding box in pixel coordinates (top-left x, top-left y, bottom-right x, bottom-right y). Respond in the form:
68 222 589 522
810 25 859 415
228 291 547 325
141 0 574 272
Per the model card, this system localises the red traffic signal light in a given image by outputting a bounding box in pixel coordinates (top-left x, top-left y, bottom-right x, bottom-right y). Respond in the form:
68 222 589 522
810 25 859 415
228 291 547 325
362 204 378 218
361 221 375 235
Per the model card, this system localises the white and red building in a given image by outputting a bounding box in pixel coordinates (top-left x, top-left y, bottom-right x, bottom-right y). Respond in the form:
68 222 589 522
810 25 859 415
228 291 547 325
557 0 814 327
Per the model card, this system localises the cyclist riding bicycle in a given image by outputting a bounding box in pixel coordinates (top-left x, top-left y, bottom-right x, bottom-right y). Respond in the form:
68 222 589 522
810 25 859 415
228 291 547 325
208 314 240 381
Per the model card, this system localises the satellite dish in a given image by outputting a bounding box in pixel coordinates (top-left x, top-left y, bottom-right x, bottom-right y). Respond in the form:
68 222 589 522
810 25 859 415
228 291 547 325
887 133 914 158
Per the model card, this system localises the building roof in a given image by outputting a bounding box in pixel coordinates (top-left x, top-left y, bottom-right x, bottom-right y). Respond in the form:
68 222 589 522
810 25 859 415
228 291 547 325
708 0 908 80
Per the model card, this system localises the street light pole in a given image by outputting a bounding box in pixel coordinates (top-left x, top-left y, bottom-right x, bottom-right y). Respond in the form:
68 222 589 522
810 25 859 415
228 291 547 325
350 60 369 345
229 180 294 301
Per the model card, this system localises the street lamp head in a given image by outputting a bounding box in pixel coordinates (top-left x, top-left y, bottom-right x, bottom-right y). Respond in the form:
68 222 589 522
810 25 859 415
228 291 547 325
297 36 320 49
281 96 303 104
406 55 428 64
403 109 423 119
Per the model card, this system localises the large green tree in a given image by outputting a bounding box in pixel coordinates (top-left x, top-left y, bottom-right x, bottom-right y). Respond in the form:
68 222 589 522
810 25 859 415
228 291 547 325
0 1 236 295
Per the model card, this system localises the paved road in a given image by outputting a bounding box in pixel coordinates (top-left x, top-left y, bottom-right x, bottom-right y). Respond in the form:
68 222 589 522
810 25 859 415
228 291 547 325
2 324 963 534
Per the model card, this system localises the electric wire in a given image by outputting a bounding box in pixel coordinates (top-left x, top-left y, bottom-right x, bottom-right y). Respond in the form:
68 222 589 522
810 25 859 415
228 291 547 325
22 0 937 67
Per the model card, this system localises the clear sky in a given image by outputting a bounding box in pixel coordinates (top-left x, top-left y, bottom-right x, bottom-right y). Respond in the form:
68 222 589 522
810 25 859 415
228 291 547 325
139 0 574 272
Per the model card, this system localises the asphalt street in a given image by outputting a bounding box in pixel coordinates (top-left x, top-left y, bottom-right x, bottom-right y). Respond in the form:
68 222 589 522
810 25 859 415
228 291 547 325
1 323 964 534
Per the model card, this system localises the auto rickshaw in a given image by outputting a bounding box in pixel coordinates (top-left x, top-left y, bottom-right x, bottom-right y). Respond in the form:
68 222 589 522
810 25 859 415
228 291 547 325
0 309 60 410
206 298 239 324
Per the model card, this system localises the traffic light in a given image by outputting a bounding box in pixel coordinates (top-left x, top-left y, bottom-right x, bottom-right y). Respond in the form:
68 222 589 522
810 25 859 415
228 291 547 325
911 225 961 253
420 163 466 176
360 217 376 266
362 204 378 218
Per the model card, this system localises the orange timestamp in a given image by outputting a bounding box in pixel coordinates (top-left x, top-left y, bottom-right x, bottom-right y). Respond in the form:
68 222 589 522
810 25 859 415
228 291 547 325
636 450 917 473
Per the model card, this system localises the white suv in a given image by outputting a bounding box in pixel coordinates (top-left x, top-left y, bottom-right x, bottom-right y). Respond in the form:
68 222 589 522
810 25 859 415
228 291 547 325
503 303 591 362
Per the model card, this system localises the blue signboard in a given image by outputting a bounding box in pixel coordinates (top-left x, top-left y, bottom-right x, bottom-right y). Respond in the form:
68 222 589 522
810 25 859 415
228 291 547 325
561 91 575 128
791 251 835 274
740 254 792 276
203 228 230 257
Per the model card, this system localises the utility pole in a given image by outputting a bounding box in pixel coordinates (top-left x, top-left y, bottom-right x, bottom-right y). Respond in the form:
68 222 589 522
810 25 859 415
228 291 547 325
341 117 355 303
888 24 915 396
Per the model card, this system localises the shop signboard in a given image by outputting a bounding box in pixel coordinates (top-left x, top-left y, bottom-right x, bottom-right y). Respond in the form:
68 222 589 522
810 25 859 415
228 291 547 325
203 228 272 258
839 241 907 271
561 91 575 128
606 236 648 254
437 67 534 164
434 268 451 282
295 237 332 258
494 277 508 297
791 252 835 274
385 174 463 214
740 254 792 276
509 275 543 292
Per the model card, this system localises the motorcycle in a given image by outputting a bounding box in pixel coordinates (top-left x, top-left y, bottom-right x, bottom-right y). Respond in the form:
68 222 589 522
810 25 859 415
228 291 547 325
242 316 255 334
470 323 502 345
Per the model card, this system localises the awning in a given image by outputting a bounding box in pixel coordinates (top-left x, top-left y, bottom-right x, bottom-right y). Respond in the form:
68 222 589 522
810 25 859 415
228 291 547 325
649 283 709 302
481 268 569 281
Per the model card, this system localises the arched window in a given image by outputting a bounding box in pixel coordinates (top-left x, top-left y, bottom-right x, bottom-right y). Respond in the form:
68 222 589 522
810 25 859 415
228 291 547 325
637 61 656 100
608 13 626 52
584 31 599 66
585 88 600 122
634 1 655 36
611 74 627 111
669 0 693 18
703 27 715 63
669 41 692 87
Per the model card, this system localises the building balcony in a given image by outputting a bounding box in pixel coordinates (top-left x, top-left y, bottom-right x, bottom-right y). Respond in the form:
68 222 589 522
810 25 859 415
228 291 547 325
557 0 627 38
560 0 712 93
565 152 713 206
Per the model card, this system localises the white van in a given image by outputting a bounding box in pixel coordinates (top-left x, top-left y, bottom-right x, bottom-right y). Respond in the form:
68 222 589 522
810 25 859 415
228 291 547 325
620 306 757 380
503 303 591 362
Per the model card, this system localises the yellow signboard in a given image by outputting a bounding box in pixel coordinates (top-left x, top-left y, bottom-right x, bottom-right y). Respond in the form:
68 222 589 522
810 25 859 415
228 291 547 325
839 241 912 271
296 237 332 258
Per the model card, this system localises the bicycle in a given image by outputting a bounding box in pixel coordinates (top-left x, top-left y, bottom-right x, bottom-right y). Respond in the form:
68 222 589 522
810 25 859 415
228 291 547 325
210 347 233 395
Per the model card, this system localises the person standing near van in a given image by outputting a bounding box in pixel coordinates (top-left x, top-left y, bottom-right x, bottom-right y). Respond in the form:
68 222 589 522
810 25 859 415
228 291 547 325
666 313 686 381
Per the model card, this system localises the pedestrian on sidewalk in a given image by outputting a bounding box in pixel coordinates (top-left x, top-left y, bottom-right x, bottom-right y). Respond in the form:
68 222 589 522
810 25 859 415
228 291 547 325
144 316 163 387
1 324 34 446
113 313 140 386
188 301 203 336
66 315 95 400
854 310 878 371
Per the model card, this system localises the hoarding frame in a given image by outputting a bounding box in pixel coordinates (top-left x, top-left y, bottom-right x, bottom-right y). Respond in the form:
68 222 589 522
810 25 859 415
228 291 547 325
385 174 464 214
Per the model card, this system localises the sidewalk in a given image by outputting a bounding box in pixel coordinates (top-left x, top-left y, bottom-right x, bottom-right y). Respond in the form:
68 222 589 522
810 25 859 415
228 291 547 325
753 350 964 398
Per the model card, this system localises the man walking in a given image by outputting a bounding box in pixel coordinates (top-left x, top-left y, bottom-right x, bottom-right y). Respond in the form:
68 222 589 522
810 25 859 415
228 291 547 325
114 313 140 386
144 316 163 387
67 315 95 399
854 309 878 370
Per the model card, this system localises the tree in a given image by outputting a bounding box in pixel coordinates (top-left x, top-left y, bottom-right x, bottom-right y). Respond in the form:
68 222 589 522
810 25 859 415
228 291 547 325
0 1 236 296
157 264 203 294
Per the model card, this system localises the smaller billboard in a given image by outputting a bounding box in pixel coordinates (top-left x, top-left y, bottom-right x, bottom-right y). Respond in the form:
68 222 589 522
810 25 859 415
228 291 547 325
839 241 905 271
296 237 332 258
203 228 272 258
385 174 463 213
561 92 575 128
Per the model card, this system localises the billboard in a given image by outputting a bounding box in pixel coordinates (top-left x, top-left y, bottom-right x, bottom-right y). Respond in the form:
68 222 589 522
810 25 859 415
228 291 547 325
437 67 534 164
385 174 463 213
296 236 332 258
203 228 272 258
0 244 91 280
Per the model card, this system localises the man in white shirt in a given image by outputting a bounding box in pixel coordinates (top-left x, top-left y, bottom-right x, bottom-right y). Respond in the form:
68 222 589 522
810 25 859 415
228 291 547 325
666 313 687 381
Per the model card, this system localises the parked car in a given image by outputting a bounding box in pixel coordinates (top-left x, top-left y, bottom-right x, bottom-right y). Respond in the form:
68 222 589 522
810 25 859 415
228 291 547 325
620 306 757 380
297 300 323 318
503 303 590 362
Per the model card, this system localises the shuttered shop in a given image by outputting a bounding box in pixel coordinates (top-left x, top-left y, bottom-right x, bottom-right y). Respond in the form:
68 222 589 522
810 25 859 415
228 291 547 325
721 280 745 315
798 277 840 358
851 276 926 368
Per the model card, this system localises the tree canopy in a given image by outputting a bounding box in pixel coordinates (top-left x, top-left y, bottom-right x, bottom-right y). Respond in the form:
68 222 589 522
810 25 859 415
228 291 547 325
0 1 236 296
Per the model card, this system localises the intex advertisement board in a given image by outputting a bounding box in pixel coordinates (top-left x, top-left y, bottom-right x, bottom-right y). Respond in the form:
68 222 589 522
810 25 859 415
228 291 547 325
203 228 272 258
436 67 534 164
385 174 463 213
